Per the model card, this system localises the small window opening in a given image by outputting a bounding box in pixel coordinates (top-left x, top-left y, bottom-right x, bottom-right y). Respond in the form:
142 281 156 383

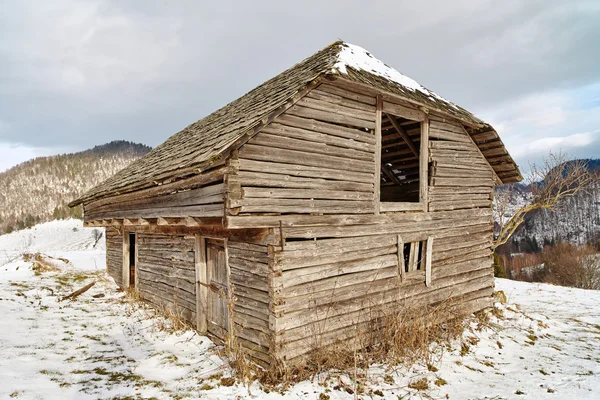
404 240 425 274
380 114 422 203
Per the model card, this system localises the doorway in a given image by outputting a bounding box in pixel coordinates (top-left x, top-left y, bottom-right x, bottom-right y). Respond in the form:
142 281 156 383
128 232 136 289
123 232 137 289
205 238 229 341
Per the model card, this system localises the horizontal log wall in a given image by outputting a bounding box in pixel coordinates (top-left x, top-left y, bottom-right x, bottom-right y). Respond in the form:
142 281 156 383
228 82 377 216
84 166 227 222
272 209 494 363
106 227 123 287
262 82 496 364
228 240 272 366
136 233 197 324
428 114 494 212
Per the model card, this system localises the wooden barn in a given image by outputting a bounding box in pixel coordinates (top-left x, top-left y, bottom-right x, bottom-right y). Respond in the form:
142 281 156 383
70 41 522 367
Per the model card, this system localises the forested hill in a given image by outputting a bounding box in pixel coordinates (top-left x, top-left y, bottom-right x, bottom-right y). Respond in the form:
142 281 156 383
496 158 600 252
0 141 151 234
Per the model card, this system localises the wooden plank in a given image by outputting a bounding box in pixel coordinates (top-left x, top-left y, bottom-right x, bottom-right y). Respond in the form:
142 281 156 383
239 143 372 173
316 83 377 106
286 104 376 130
226 207 492 229
374 95 382 215
307 89 376 113
122 232 129 289
280 254 397 288
263 122 375 152
382 101 425 122
251 131 374 162
195 236 208 333
432 167 493 179
429 200 492 211
296 95 376 123
429 129 471 143
420 115 429 208
275 113 375 144
379 202 424 212
275 244 396 271
242 187 374 201
238 158 374 184
425 236 433 287
430 177 494 188
397 235 405 283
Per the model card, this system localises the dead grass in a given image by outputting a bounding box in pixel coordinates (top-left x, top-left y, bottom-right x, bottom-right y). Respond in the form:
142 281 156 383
24 253 64 275
226 297 470 393
121 290 192 334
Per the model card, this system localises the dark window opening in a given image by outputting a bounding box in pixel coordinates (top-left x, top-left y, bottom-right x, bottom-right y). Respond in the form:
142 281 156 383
380 114 422 203
404 241 424 273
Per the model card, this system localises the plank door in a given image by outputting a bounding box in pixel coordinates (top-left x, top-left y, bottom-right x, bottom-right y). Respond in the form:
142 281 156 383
206 238 229 341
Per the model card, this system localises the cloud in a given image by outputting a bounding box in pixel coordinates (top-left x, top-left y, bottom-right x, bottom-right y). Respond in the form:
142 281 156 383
0 142 71 173
510 131 600 159
0 0 599 169
477 81 600 170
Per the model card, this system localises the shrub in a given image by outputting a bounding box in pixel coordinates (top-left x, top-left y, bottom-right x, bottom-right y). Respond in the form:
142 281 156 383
541 243 600 290
493 253 505 278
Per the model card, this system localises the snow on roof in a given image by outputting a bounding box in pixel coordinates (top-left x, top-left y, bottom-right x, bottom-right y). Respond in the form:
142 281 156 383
333 42 457 108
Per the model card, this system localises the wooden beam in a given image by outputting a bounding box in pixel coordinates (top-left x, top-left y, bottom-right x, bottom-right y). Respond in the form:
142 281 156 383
420 114 430 209
381 165 402 186
195 235 208 333
157 217 168 226
185 217 199 227
397 235 405 283
386 113 419 158
425 236 433 287
374 95 382 215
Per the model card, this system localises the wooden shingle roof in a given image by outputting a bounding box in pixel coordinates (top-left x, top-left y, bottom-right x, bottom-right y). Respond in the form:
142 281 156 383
72 41 520 206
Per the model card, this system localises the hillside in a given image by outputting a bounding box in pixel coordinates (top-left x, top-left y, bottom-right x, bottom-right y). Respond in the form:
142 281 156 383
495 159 600 251
1 220 599 399
0 141 150 235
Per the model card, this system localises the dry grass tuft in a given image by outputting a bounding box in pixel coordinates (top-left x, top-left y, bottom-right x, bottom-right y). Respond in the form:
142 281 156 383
121 289 192 333
24 252 65 275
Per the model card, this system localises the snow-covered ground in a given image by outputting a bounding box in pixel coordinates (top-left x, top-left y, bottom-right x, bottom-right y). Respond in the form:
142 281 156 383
1 220 600 399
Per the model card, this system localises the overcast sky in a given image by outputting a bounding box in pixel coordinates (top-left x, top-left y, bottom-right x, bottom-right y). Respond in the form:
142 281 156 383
1 0 599 173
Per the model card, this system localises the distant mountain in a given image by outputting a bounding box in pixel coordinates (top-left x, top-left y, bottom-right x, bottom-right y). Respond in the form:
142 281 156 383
0 141 151 234
496 159 600 253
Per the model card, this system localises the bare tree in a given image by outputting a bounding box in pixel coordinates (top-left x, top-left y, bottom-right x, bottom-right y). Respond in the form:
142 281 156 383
494 152 597 250
92 229 104 248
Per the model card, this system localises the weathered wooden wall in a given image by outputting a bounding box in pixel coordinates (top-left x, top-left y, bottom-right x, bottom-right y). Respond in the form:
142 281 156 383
227 83 377 216
229 81 497 364
83 166 227 222
106 227 124 287
227 240 272 366
136 233 197 324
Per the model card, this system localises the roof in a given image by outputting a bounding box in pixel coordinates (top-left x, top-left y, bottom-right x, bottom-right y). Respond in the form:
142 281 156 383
72 41 521 206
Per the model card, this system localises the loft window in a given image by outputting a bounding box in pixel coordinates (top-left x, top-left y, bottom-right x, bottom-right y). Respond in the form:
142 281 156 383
377 100 428 212
381 114 422 202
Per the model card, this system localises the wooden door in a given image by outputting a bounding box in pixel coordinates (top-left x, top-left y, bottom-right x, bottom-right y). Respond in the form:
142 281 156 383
206 239 229 341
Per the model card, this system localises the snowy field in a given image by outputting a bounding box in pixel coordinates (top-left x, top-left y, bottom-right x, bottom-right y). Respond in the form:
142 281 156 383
1 220 600 399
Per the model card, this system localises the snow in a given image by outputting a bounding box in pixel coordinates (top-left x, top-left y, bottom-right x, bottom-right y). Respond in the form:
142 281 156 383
334 42 458 108
1 220 600 399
